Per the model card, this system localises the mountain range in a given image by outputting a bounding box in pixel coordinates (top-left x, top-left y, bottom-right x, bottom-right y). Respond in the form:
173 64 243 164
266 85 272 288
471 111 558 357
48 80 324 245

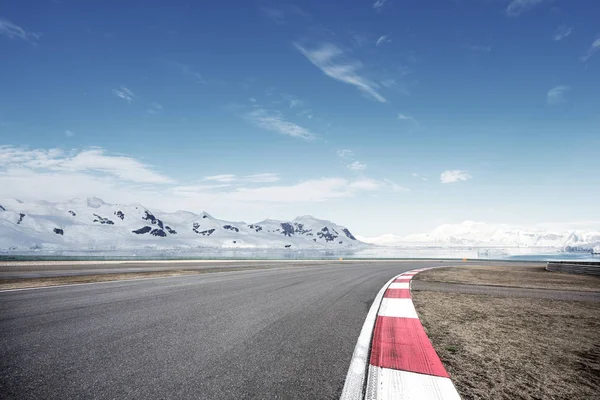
356 220 600 251
0 198 364 253
2 199 598 254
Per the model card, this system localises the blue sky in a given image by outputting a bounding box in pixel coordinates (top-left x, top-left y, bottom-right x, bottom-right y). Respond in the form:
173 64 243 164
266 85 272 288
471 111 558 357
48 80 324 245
1 0 599 236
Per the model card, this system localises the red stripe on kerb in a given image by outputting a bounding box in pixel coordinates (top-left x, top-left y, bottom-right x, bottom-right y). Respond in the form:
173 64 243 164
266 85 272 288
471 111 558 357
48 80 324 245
369 316 449 377
384 289 411 298
394 277 412 282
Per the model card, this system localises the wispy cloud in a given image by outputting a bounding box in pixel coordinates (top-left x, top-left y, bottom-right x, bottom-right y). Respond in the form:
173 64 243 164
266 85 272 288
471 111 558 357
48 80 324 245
440 170 472 184
373 0 389 10
0 18 40 43
246 108 316 140
112 87 137 103
295 43 387 103
244 173 281 183
0 146 398 220
337 149 354 158
376 35 391 47
506 0 546 17
284 95 304 108
580 38 600 62
412 173 429 181
553 25 573 41
398 113 419 124
0 146 172 184
203 174 237 183
230 178 381 203
347 161 367 171
64 130 75 137
547 85 571 105
202 173 280 184
383 178 410 193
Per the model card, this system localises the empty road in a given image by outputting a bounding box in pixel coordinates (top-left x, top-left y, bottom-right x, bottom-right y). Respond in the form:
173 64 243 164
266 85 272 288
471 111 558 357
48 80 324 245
0 261 460 399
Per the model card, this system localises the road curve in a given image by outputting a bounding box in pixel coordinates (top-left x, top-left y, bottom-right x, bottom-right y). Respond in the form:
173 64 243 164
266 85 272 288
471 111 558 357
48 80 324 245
0 261 453 399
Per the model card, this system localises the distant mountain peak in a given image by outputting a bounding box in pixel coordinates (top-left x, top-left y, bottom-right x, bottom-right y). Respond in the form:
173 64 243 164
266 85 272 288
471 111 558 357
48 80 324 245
0 198 366 253
360 220 600 250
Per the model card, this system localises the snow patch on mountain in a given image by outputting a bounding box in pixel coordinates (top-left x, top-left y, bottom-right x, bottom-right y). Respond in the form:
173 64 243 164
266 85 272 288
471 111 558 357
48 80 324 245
0 198 365 253
357 221 600 251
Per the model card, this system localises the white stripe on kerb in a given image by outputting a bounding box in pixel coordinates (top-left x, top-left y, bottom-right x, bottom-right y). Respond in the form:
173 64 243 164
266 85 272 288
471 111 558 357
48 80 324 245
340 274 403 400
388 282 410 289
378 298 418 319
365 366 461 400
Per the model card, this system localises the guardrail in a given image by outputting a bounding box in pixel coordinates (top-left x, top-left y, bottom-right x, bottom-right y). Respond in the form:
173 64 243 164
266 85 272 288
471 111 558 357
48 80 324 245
546 261 600 276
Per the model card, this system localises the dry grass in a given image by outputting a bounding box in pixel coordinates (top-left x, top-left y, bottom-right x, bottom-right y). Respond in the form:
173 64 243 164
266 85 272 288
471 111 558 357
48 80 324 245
415 264 600 292
412 291 600 400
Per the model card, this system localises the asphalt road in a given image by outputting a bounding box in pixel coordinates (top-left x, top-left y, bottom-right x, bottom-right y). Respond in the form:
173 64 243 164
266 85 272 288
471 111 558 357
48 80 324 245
0 260 339 279
0 261 452 399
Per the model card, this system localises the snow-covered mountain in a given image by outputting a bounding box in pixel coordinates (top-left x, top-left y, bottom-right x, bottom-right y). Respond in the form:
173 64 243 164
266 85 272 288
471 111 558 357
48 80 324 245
357 221 600 251
0 198 365 252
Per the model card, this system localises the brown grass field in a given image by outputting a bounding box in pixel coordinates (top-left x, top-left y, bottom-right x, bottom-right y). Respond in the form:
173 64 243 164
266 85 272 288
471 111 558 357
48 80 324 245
412 265 600 400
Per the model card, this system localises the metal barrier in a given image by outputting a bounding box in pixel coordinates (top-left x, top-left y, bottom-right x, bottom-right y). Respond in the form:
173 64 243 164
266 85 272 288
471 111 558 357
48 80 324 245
546 261 600 276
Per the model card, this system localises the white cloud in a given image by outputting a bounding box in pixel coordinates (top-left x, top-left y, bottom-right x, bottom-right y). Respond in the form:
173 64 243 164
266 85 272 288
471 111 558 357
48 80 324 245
376 35 390 47
0 146 172 184
202 173 281 184
0 18 40 43
64 130 75 137
245 108 316 140
440 170 472 184
347 161 367 171
295 43 387 103
203 174 237 183
383 178 410 192
172 184 231 193
0 146 400 223
337 149 354 158
244 173 280 183
553 25 573 41
412 173 428 181
580 38 600 62
547 85 571 105
348 179 382 191
398 113 418 124
289 97 303 108
112 87 137 103
230 178 381 203
373 0 389 10
506 0 546 17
